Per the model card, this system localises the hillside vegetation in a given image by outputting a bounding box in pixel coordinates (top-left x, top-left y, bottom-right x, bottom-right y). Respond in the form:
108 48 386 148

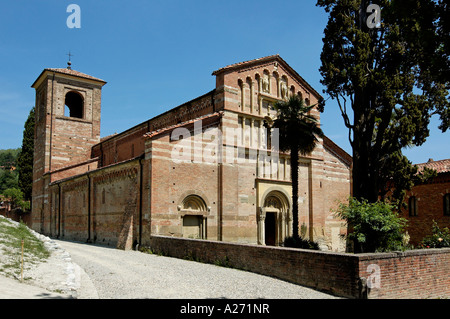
0 148 20 194
0 215 49 281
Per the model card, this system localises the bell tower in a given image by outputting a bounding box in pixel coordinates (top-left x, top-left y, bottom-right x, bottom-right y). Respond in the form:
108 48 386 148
31 62 106 233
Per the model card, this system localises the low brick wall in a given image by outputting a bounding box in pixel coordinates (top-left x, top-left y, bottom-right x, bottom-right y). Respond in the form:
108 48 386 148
148 235 450 299
0 209 32 227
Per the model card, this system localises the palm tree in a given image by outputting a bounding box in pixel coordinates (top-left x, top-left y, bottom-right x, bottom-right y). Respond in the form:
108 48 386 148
271 95 324 239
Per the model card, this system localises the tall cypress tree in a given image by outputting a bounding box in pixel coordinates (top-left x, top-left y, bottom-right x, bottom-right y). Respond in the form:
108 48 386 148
316 0 449 203
17 107 35 203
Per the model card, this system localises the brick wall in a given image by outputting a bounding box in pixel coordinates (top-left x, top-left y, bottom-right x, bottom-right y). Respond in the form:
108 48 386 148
148 235 450 299
401 173 450 246
92 90 216 168
358 249 450 298
48 158 143 250
31 71 104 234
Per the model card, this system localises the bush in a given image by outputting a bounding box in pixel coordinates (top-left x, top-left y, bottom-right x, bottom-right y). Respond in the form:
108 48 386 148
420 221 450 248
283 236 320 250
335 197 408 253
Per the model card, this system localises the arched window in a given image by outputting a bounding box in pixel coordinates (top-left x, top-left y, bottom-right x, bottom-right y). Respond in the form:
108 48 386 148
64 91 84 118
409 196 417 216
444 193 450 216
290 86 295 97
238 79 244 108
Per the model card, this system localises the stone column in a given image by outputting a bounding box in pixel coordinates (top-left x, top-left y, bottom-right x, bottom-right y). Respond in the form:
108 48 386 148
257 208 266 245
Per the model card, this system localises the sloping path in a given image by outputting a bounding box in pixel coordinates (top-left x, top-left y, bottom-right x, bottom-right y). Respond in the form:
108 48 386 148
56 240 339 299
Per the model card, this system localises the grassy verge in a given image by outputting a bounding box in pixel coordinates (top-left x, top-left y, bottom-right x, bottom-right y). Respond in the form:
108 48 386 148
0 216 49 280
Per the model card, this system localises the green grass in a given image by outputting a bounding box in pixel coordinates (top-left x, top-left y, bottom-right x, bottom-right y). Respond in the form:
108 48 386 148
0 217 50 279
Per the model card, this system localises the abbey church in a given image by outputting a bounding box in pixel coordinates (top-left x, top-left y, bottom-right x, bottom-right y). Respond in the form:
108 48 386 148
30 55 352 251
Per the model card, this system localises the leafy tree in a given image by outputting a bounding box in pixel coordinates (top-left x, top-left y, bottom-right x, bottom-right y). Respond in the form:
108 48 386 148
0 149 20 194
17 107 35 202
0 149 20 168
2 187 29 211
380 152 437 208
335 197 408 252
0 169 18 194
272 95 324 238
316 0 450 203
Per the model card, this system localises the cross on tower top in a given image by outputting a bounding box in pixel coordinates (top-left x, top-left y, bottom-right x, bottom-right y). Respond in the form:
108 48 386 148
66 51 74 69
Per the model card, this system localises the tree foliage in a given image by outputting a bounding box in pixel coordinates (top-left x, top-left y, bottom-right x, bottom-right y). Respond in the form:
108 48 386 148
316 0 450 203
0 149 20 194
2 187 29 211
335 197 408 252
17 107 35 202
272 95 324 238
0 169 18 194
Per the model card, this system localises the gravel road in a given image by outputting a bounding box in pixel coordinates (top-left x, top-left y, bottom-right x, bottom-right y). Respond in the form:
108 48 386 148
55 239 340 299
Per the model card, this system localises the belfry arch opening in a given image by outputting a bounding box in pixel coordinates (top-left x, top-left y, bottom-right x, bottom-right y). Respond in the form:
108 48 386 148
64 91 84 119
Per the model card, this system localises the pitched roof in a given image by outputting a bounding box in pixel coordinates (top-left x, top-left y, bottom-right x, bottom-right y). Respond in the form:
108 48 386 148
212 54 280 75
212 54 322 99
143 112 223 140
31 67 106 87
45 68 106 83
322 136 352 167
415 158 450 174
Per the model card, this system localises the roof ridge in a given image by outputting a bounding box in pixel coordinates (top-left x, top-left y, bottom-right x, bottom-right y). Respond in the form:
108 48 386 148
415 158 450 174
44 67 106 83
416 158 450 165
212 54 280 75
143 111 223 139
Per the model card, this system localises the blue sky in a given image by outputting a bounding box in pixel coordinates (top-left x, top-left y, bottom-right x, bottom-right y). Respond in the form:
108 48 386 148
0 0 448 164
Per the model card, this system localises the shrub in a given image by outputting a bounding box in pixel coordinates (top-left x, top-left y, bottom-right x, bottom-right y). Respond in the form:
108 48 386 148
335 197 408 253
420 221 450 248
283 236 320 250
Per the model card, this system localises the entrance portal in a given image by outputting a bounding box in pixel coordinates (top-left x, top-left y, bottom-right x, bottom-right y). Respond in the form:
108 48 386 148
264 212 276 246
258 190 291 246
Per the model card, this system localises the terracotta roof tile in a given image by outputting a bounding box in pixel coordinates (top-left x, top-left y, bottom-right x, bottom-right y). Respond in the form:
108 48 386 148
45 68 106 83
143 112 223 139
415 158 450 174
212 54 280 75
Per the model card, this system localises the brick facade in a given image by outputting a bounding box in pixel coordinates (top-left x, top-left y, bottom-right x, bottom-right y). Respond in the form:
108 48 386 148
31 68 105 235
31 55 352 251
401 159 450 246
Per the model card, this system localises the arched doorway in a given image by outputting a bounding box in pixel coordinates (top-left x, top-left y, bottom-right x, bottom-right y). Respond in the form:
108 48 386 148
179 195 208 239
258 190 291 246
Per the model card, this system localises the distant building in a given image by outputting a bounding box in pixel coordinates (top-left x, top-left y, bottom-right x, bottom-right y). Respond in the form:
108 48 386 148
402 158 450 245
